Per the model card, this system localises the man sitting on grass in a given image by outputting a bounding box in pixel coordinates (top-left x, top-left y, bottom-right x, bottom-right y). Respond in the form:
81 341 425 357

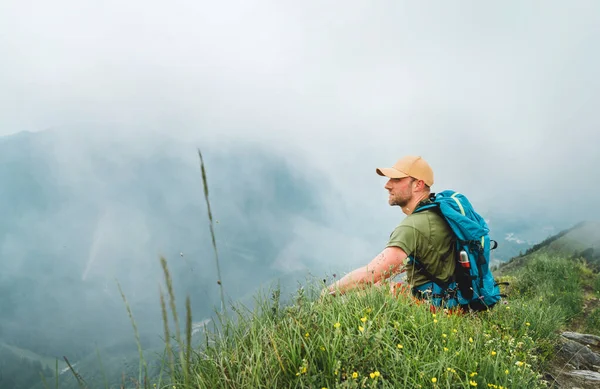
324 155 456 302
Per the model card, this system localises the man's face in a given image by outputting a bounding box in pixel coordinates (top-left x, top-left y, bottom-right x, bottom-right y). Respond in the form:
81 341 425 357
385 177 415 207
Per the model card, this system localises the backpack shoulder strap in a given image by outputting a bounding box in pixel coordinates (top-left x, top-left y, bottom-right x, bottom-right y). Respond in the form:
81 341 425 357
410 194 458 291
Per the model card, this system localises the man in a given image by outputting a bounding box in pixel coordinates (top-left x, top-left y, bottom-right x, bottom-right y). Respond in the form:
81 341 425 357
324 155 456 300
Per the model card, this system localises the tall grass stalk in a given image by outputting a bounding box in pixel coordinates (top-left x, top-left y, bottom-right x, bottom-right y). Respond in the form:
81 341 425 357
63 356 86 389
95 346 109 389
159 286 176 385
197 148 226 314
154 347 169 389
185 295 193 380
160 256 191 386
117 280 148 388
39 371 50 389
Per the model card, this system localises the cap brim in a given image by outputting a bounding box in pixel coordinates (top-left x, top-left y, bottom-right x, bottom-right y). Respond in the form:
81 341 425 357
375 167 409 178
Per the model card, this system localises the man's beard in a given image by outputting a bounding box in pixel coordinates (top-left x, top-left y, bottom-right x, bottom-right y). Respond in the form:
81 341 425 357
389 192 411 207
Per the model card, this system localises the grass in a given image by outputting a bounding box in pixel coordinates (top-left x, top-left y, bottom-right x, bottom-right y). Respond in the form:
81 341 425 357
583 269 600 336
506 253 587 324
150 252 595 389
163 281 550 388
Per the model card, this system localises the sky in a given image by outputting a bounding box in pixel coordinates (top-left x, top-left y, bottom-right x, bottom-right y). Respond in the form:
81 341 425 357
1 1 600 249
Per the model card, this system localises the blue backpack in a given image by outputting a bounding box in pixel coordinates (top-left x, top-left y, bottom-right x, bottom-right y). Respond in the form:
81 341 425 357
410 190 507 311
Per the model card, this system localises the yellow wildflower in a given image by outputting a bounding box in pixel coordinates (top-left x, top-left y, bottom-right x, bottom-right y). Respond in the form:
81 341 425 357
352 372 358 379
525 322 531 326
470 372 478 377
434 319 438 323
334 322 341 328
370 372 375 379
442 333 447 338
320 346 325 351
305 332 309 338
491 351 497 356
515 361 524 367
366 308 372 313
505 369 509 374
469 337 474 343
397 344 403 349
470 380 478 386
360 316 367 323
431 377 437 383
374 371 380 377
358 326 364 332
443 347 449 352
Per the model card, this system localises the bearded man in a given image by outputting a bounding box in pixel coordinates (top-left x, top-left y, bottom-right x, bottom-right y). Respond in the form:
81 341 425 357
324 155 456 299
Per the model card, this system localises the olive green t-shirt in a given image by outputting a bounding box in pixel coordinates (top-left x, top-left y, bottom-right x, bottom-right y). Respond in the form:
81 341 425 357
387 203 456 288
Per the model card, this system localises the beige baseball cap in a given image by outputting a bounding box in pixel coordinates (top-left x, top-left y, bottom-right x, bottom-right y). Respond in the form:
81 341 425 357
376 155 434 187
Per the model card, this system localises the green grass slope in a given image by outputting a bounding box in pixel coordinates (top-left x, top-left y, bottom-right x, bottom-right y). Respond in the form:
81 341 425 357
156 251 599 389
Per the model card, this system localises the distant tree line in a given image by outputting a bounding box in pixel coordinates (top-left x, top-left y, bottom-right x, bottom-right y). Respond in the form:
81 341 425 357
518 221 589 258
0 347 54 389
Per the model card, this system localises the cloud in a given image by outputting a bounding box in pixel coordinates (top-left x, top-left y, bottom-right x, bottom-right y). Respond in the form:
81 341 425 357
505 233 527 245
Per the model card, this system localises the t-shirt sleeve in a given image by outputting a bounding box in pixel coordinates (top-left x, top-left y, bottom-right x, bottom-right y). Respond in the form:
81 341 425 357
386 225 419 256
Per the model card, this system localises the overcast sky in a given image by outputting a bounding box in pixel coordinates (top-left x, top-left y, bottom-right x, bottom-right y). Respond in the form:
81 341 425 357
1 0 599 226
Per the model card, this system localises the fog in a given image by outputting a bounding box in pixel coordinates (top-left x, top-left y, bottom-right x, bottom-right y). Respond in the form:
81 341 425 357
2 1 598 220
1 1 599 385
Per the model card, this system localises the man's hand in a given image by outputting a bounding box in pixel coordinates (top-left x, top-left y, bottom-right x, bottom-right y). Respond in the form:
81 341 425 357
319 287 335 299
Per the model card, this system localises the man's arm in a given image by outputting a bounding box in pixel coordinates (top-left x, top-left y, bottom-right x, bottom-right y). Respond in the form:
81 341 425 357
326 246 408 295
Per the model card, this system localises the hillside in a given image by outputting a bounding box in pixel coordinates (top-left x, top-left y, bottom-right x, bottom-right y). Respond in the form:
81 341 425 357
158 221 600 389
496 221 600 276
